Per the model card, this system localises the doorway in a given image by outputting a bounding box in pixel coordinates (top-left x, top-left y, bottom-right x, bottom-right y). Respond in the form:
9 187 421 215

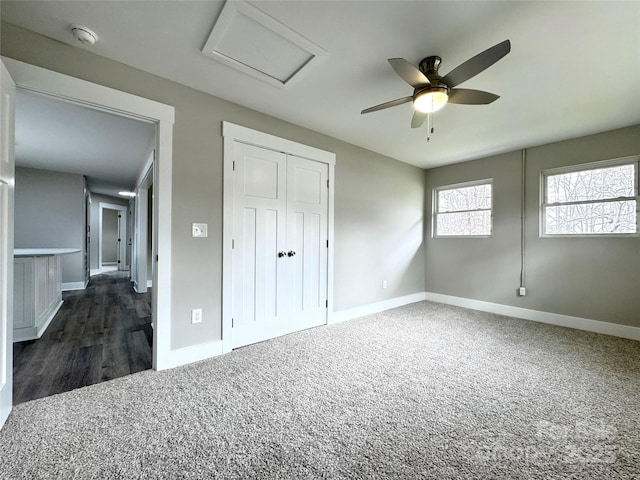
222 122 336 352
99 203 128 273
1 57 175 424
11 100 153 402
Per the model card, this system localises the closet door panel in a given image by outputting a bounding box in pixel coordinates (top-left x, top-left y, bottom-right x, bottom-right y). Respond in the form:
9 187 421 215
232 143 287 348
287 156 328 331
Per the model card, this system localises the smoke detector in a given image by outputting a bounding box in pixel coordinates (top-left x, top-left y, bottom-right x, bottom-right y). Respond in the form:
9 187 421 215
70 25 98 45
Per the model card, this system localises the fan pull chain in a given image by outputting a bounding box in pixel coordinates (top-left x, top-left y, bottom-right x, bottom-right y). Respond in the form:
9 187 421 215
426 114 435 142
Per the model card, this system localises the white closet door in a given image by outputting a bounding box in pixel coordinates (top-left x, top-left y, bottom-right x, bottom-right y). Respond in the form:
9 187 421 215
232 143 288 348
286 155 328 332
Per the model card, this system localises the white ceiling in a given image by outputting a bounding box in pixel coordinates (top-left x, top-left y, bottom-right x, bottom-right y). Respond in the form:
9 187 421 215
3 1 640 169
15 91 156 196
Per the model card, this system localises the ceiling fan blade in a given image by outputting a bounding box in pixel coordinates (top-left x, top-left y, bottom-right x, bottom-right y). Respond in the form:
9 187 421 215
448 89 500 105
411 110 427 128
361 96 412 114
388 58 431 88
442 40 511 88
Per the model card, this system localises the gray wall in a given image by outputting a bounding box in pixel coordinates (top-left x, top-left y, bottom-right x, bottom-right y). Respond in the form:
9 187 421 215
14 167 85 285
89 193 129 270
425 125 640 327
2 23 426 350
101 209 119 264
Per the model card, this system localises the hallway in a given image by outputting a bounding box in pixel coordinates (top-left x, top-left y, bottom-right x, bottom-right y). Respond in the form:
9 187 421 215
12 272 152 404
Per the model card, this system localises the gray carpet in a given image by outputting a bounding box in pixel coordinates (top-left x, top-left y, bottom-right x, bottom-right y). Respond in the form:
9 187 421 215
1 301 639 479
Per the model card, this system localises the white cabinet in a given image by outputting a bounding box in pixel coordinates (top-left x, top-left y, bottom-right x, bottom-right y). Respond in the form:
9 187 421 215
13 250 74 342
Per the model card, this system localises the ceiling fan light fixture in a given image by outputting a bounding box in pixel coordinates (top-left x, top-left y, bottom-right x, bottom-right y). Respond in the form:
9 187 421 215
413 88 449 113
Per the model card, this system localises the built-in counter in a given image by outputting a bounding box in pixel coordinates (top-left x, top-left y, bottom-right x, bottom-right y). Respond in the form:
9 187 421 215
13 248 80 342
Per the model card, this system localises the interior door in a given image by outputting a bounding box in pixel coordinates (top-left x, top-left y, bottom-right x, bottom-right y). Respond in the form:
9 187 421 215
0 60 16 428
286 155 329 332
232 142 288 348
231 143 329 348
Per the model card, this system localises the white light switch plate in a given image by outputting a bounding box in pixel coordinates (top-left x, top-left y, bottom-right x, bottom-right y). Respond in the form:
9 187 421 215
192 223 208 238
191 308 202 324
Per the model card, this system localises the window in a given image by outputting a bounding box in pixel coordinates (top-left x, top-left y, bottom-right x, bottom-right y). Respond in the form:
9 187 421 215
434 180 492 237
542 158 639 236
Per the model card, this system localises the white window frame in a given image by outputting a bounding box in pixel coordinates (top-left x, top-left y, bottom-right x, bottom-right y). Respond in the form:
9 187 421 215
540 156 640 238
433 178 493 238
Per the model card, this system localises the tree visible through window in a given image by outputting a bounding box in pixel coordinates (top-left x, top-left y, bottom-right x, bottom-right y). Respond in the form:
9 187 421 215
543 161 638 235
434 180 492 236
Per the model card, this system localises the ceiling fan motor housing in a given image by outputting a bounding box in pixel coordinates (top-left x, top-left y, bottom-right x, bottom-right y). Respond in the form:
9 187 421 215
416 56 449 98
419 56 443 79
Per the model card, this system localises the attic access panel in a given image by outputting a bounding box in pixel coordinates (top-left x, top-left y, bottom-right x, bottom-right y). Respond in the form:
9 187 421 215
202 0 327 88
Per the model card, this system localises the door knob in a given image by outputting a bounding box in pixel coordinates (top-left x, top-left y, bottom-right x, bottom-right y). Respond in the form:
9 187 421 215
278 251 287 258
287 251 296 257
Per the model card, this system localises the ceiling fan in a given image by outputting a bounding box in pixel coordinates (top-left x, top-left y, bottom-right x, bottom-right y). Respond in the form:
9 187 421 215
361 40 511 128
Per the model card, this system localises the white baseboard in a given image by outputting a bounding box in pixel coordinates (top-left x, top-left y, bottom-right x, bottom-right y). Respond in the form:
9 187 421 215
90 269 101 276
424 292 640 341
62 281 87 291
331 292 426 324
147 280 153 288
159 340 224 370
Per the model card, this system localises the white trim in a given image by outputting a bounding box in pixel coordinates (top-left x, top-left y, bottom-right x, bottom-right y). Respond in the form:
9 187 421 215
540 155 639 238
423 292 640 341
62 281 87 291
331 292 427 324
222 122 335 165
133 159 153 294
222 121 336 353
222 132 234 354
136 141 156 187
153 119 173 370
1 57 174 123
433 178 493 238
163 340 224 370
3 57 175 371
147 280 153 288
202 0 327 89
0 59 16 428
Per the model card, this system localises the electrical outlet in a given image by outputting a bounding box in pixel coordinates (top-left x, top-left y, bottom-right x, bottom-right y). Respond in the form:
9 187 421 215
191 308 203 324
518 287 526 296
382 280 387 289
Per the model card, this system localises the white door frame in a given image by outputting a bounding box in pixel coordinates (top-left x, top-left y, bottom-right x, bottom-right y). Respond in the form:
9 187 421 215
2 57 175 371
133 158 153 293
221 121 336 354
0 60 16 429
98 202 127 270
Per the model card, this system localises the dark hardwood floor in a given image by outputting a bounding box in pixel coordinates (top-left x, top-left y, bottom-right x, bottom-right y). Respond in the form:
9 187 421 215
13 271 152 404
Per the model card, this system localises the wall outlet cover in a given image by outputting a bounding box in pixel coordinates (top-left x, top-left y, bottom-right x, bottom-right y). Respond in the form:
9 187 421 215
191 308 203 324
192 223 208 238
